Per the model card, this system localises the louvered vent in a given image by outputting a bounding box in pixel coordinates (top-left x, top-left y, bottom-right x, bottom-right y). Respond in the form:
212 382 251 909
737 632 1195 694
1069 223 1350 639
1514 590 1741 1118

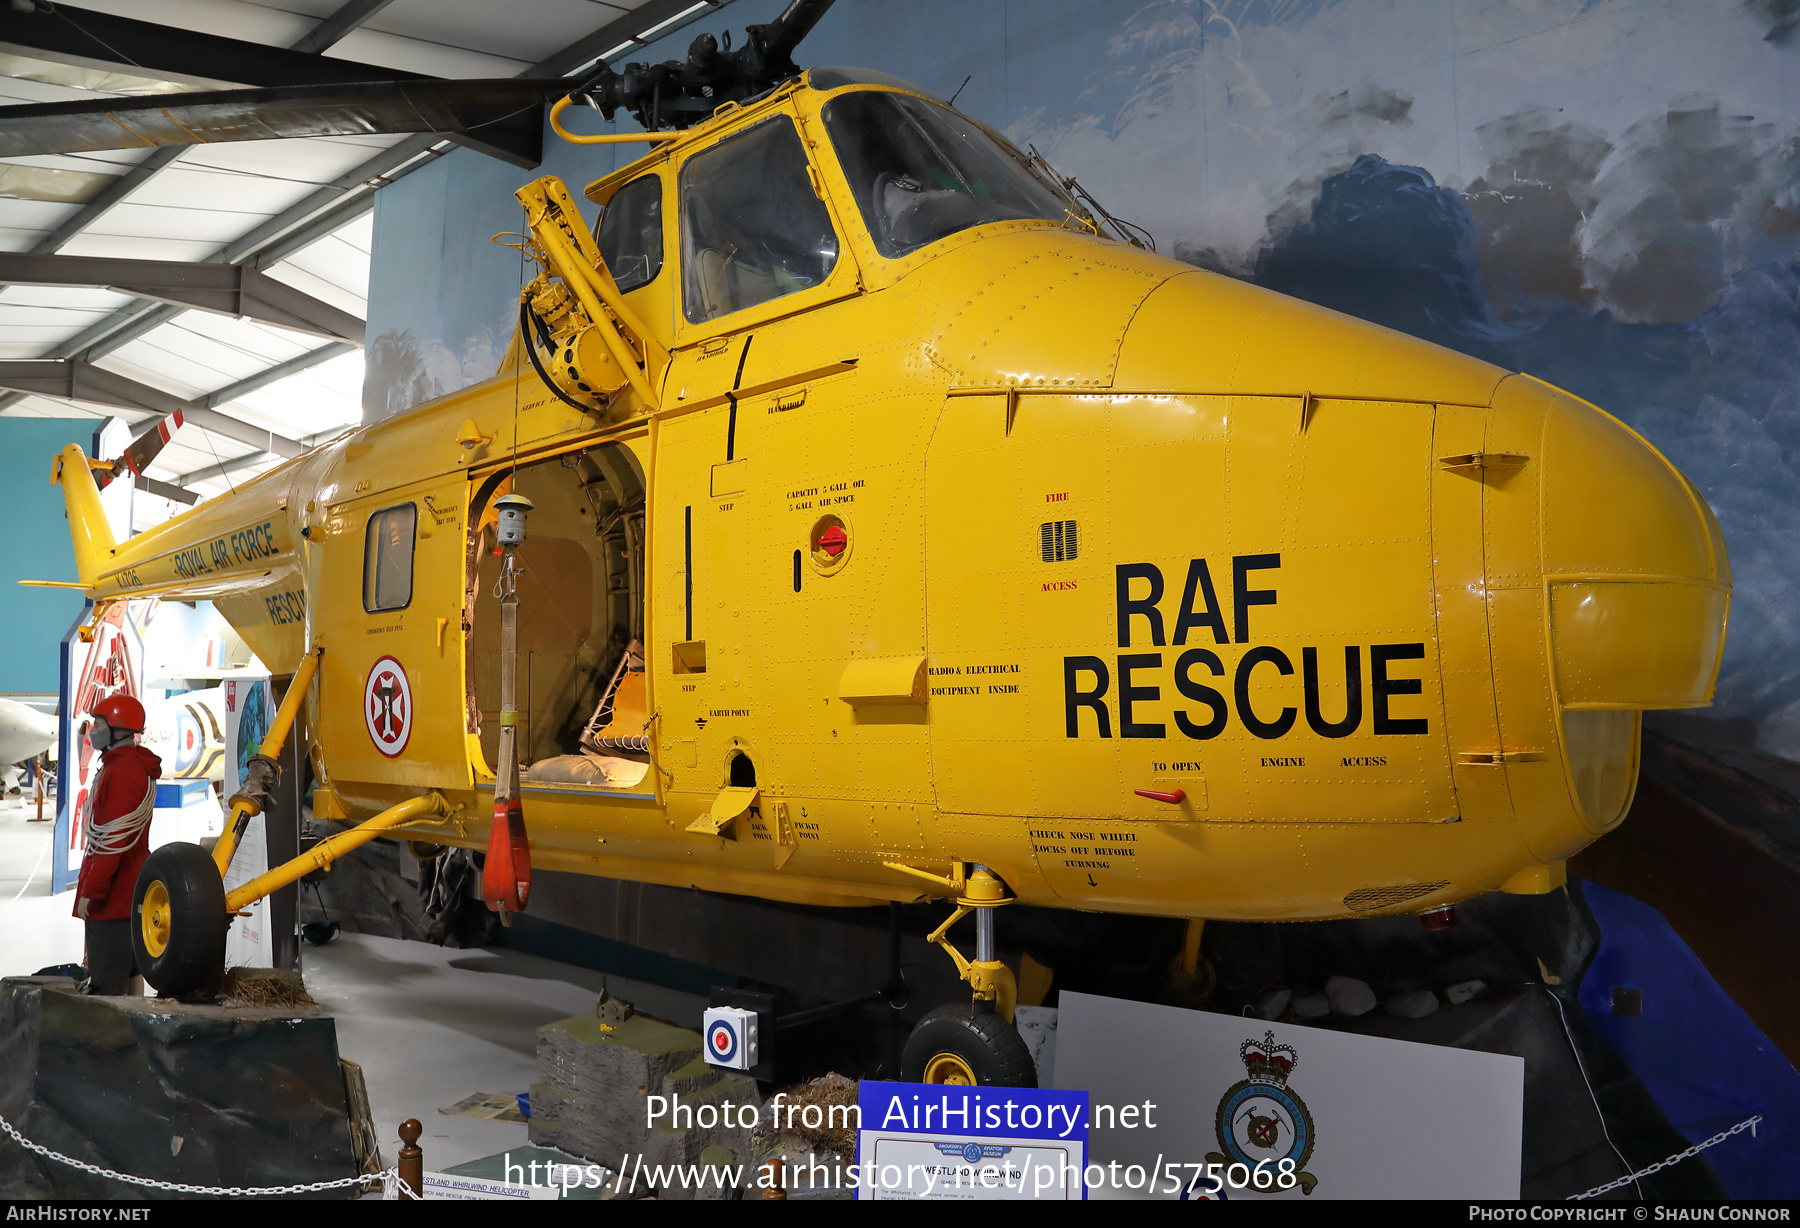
1039 520 1078 562
1343 881 1450 913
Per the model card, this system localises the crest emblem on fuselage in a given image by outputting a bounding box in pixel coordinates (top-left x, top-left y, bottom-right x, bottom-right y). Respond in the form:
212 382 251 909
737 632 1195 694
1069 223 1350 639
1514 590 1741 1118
364 655 412 758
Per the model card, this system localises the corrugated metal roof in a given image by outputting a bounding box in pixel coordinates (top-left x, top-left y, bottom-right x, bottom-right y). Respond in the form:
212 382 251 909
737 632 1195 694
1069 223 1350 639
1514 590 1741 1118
0 0 695 522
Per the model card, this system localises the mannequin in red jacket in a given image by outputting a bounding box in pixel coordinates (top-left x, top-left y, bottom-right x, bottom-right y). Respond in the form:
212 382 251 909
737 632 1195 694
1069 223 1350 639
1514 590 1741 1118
73 694 163 995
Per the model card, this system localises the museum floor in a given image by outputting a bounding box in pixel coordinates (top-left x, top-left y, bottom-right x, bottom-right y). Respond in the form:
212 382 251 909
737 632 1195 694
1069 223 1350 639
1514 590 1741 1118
0 792 705 1175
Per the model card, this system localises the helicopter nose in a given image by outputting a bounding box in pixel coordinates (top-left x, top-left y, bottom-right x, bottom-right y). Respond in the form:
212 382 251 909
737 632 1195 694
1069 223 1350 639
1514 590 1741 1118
1478 374 1729 850
1109 269 1728 855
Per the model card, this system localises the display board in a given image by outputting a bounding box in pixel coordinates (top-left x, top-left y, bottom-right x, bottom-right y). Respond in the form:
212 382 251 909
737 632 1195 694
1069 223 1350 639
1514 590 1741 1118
52 601 144 894
222 674 273 969
1055 990 1523 1199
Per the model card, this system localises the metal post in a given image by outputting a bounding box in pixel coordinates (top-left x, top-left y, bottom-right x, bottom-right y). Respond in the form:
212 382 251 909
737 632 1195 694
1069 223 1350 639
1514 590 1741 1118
974 863 995 964
485 494 534 919
887 900 903 1078
265 682 303 972
497 577 519 803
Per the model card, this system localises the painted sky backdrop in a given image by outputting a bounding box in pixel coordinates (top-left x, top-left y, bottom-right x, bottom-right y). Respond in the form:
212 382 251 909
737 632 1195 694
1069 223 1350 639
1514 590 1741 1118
366 0 1800 757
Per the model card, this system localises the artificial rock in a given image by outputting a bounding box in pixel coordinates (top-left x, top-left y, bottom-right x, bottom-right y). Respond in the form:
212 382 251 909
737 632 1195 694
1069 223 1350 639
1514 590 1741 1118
0 977 359 1199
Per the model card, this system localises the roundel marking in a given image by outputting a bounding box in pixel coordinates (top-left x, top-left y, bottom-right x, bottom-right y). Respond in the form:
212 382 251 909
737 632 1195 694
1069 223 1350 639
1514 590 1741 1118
708 1020 738 1062
173 707 203 772
364 656 413 758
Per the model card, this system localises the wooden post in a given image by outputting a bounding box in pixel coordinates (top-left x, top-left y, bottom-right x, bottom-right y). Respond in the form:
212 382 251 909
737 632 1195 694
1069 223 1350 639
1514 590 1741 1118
761 1155 787 1200
398 1119 423 1200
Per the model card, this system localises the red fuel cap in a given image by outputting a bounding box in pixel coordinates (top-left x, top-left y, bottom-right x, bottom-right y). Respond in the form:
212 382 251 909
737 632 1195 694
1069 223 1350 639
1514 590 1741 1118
818 525 848 556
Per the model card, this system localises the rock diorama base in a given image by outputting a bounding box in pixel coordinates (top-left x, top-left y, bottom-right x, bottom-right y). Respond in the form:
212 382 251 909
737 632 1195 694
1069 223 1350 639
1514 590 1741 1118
0 976 361 1199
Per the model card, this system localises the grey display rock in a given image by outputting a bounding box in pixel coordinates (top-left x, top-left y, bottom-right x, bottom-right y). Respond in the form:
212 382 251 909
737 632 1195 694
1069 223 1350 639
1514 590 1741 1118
530 1011 759 1200
1385 989 1440 1019
1324 975 1377 1017
0 976 359 1199
1444 979 1488 1006
1253 988 1292 1020
1289 992 1331 1020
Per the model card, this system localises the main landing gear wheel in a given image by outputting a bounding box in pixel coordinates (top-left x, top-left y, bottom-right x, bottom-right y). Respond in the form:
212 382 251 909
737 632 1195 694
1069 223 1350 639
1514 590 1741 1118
901 1003 1038 1087
131 842 227 997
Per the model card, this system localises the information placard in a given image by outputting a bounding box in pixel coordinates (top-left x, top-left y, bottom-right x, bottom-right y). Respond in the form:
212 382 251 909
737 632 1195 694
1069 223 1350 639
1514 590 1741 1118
854 1080 1087 1200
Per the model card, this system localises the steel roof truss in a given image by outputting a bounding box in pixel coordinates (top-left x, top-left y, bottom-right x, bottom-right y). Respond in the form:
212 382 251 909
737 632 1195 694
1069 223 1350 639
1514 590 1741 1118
0 252 363 344
0 358 303 457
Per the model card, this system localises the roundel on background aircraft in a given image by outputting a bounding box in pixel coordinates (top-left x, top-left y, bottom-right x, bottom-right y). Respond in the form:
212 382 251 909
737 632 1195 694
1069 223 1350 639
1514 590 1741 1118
142 686 227 783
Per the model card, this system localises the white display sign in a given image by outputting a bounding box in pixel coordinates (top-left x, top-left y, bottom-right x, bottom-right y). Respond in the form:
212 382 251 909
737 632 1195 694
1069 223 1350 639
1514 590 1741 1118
1055 990 1523 1200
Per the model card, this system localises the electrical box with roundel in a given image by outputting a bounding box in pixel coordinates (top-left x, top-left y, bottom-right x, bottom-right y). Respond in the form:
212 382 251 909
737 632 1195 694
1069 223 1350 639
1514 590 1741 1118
703 1006 760 1070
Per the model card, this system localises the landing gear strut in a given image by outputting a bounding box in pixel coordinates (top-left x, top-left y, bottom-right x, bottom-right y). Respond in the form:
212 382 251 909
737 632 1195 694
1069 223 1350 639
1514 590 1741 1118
887 861 1037 1087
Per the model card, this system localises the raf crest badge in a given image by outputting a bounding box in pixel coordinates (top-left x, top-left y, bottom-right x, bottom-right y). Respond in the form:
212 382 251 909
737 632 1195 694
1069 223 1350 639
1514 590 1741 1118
1206 1030 1320 1195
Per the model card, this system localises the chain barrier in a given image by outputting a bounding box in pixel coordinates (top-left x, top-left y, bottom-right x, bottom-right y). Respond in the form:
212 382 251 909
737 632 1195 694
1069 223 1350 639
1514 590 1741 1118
1569 1115 1761 1200
0 1109 407 1197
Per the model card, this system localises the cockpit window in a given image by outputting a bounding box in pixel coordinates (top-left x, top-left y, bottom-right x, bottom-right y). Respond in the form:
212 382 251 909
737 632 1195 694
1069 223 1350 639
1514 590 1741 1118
596 174 663 293
822 90 1074 259
680 115 840 324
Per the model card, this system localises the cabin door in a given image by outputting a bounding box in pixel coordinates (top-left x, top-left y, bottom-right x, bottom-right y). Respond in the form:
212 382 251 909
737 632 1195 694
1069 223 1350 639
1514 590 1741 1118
315 475 470 792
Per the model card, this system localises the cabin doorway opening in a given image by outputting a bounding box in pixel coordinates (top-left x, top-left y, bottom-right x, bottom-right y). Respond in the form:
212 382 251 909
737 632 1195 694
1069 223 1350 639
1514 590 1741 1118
467 441 650 791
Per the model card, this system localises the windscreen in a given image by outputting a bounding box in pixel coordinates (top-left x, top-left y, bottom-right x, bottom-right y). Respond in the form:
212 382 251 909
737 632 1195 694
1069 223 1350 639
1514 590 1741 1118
680 115 839 323
822 90 1074 259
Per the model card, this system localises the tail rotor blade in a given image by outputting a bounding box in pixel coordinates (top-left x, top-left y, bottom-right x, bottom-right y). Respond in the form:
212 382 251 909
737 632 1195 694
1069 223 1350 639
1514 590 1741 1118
99 410 184 489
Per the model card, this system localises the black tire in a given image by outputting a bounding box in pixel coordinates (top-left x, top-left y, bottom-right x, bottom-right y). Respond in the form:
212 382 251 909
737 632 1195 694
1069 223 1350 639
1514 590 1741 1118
131 842 227 997
901 1002 1038 1087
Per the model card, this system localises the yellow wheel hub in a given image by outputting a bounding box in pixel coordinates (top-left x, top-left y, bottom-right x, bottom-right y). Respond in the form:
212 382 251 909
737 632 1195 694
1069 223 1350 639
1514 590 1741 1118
922 1052 977 1085
141 880 171 959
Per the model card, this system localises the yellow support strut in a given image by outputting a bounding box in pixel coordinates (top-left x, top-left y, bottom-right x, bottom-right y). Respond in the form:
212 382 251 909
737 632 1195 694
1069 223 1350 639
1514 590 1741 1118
213 645 321 877
225 792 449 915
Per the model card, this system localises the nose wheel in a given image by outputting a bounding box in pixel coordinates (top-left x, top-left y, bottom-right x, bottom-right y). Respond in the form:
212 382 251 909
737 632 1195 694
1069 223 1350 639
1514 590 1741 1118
903 1002 1037 1086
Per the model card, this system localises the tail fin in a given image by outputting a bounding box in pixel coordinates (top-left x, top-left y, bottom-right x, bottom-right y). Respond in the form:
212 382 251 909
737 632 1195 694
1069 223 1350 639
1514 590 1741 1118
51 444 115 589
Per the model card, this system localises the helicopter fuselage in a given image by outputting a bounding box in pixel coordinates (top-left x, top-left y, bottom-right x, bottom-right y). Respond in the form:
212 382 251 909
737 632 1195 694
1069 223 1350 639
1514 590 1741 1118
52 73 1729 924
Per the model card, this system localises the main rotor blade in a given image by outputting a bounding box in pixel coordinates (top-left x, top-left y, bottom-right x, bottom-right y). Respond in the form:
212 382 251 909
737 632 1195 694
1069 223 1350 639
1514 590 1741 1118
0 77 580 158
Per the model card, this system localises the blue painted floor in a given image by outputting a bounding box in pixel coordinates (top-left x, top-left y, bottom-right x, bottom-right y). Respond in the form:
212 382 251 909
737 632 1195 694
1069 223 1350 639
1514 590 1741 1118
1578 881 1800 1198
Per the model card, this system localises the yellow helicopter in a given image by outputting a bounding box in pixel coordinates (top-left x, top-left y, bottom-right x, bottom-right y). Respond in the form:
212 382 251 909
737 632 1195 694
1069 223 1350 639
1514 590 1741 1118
32 0 1729 1085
